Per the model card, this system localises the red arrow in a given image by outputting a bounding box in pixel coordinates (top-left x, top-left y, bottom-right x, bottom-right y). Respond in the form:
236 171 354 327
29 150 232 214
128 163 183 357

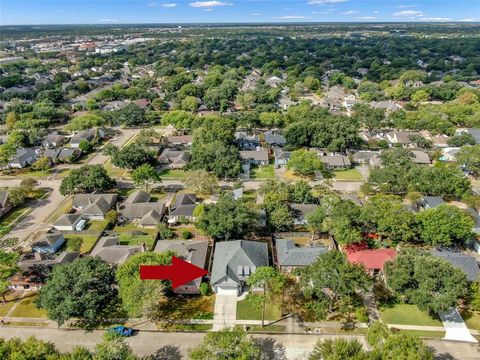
139 256 208 289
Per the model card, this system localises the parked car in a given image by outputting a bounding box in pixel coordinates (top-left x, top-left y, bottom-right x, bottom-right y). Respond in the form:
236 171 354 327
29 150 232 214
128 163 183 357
108 325 133 337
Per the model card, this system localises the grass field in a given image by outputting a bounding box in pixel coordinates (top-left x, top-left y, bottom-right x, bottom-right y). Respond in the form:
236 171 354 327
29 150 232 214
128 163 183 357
64 234 100 254
464 311 480 330
251 164 275 179
333 168 363 181
113 223 157 250
159 169 187 180
396 329 445 338
236 297 282 321
380 304 442 326
247 325 286 332
104 160 128 178
0 300 16 316
10 297 47 318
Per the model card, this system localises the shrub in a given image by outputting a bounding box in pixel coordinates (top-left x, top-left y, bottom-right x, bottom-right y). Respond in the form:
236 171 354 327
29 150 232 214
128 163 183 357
157 223 175 239
66 237 82 252
199 282 210 296
355 307 369 323
181 230 192 239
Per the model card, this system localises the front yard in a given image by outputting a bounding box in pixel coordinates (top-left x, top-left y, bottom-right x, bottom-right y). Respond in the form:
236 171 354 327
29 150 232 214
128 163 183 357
154 295 215 323
113 223 158 250
159 169 187 180
9 296 47 318
251 164 275 179
380 303 442 326
236 297 282 321
464 311 480 330
333 168 363 181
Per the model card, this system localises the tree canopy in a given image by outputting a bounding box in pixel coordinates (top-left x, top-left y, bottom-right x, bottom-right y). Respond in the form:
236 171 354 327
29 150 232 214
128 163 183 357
59 164 115 195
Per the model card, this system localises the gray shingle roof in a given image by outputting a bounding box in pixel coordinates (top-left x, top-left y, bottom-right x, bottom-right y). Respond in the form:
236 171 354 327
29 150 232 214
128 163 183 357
211 240 268 286
119 202 165 219
53 213 82 227
139 209 163 226
264 130 286 146
431 250 480 281
73 194 118 210
124 189 151 205
276 239 328 266
91 236 143 265
418 196 444 209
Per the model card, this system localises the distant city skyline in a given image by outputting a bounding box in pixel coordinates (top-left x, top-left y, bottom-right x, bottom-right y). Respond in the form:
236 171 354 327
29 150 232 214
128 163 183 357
1 0 479 26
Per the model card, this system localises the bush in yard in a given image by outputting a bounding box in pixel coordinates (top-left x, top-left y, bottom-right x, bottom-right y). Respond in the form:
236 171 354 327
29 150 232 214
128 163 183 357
355 307 369 322
199 282 210 296
181 230 192 239
157 223 175 239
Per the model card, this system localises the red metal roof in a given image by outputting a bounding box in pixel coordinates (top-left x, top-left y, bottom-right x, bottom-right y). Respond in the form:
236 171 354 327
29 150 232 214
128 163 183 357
347 248 397 270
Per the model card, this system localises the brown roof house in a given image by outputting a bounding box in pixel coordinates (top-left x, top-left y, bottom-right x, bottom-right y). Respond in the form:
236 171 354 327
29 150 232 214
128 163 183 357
154 239 208 294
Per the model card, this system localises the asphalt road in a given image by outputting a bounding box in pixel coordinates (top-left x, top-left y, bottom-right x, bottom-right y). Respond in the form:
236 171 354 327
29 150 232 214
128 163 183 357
0 179 64 247
88 127 140 165
0 327 478 359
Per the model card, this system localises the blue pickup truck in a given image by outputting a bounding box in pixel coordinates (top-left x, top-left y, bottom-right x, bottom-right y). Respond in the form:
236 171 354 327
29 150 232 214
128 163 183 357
108 325 134 337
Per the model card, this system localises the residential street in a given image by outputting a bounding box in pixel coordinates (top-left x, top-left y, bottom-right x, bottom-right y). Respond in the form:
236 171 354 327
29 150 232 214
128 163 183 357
88 127 140 165
0 326 478 359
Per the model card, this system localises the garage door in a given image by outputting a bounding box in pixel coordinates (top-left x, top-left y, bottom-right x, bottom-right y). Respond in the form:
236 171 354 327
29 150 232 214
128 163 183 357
217 286 238 295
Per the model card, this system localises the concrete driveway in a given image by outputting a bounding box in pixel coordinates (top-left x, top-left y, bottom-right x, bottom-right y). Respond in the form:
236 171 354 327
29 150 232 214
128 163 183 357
88 127 140 166
440 309 478 343
212 291 237 330
0 179 64 248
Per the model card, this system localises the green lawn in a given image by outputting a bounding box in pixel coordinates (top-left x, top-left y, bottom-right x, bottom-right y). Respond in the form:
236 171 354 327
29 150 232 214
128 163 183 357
64 234 100 254
251 164 275 179
45 197 73 223
247 325 286 332
159 169 187 179
380 304 442 326
104 160 128 178
113 223 157 250
396 330 445 338
0 301 16 316
236 298 282 321
10 297 47 318
465 311 480 330
333 168 363 181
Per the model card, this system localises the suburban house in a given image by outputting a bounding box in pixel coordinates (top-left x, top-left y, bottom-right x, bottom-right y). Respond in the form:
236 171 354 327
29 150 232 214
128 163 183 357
9 148 37 168
440 147 460 162
118 201 165 227
44 148 81 163
53 213 86 231
291 204 318 226
431 250 480 281
275 238 328 272
0 191 13 219
166 135 193 147
70 128 102 148
370 101 402 112
210 240 269 294
385 131 417 147
168 193 197 223
239 149 269 166
154 239 208 294
273 147 291 166
264 130 286 147
158 149 190 169
43 133 66 148
90 236 145 266
455 128 480 144
235 131 260 150
319 154 351 170
124 189 151 205
9 251 79 291
345 244 397 276
72 193 118 220
417 196 444 210
31 233 65 254
411 150 431 164
352 151 380 166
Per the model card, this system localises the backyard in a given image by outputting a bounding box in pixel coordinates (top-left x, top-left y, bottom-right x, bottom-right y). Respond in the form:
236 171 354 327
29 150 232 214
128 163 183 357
9 296 47 318
159 169 187 180
113 222 158 250
64 234 100 254
251 164 275 179
333 168 363 181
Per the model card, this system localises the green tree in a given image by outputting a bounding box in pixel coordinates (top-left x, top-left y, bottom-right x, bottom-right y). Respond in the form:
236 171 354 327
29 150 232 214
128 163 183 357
385 251 468 314
309 338 367 360
116 252 172 318
7 187 27 207
0 250 19 302
287 149 325 177
381 333 434 360
94 334 138 360
417 204 474 246
269 204 293 231
181 95 199 112
5 112 19 131
78 139 93 154
306 206 326 234
37 257 117 326
189 142 241 179
59 165 115 195
188 328 262 360
448 133 476 147
111 143 155 170
0 336 60 360
132 163 160 192
0 143 16 169
31 156 51 172
299 251 370 320
182 170 219 195
457 145 480 177
197 193 257 240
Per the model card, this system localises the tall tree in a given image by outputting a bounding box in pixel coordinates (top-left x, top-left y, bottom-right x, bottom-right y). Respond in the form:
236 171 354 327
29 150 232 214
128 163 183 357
287 149 325 177
59 165 115 195
132 164 160 192
0 250 19 302
37 257 117 326
456 145 480 177
183 170 219 195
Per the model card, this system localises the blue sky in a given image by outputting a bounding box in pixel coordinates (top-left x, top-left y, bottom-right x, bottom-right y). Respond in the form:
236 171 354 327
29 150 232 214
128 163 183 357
1 0 479 25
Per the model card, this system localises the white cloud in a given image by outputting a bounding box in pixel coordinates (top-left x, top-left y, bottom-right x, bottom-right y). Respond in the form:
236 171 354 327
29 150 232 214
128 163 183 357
161 3 177 7
189 1 231 8
459 18 479 22
99 18 119 22
357 16 377 20
393 10 423 17
418 17 452 21
341 10 357 15
308 0 348 4
276 15 311 19
398 4 417 8
250 13 261 16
